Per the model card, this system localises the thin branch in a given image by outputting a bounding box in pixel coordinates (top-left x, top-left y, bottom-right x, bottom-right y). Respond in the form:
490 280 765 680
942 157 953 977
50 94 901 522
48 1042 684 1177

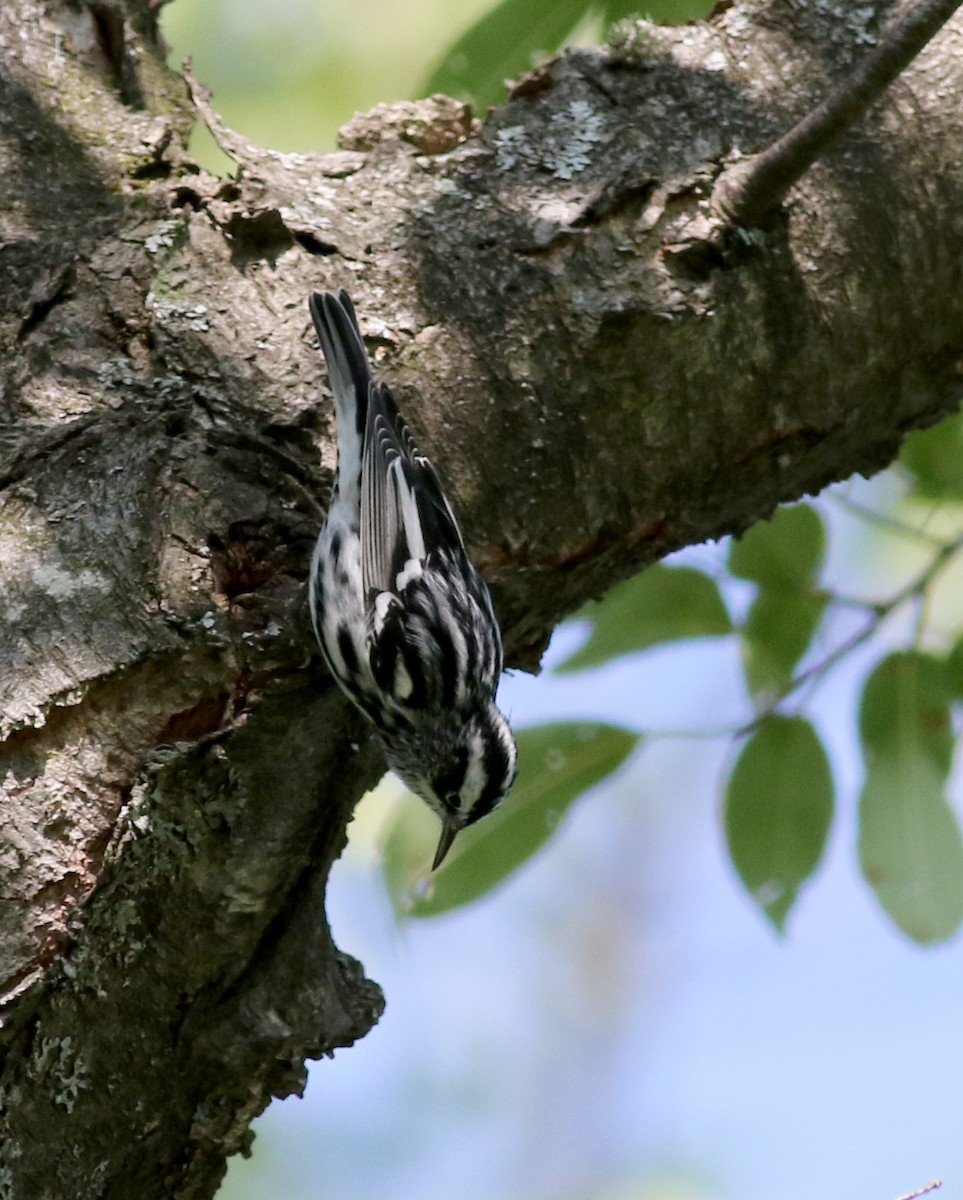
713 0 963 227
911 586 930 645
743 528 963 723
641 529 963 741
829 592 885 613
895 1181 942 1200
830 492 947 548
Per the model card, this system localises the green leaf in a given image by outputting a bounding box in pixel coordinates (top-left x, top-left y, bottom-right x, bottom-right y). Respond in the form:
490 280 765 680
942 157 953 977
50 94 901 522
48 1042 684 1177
740 588 827 699
900 410 963 501
555 564 732 674
423 0 590 110
948 634 963 699
728 504 826 590
730 504 827 702
859 752 963 944
602 0 713 24
857 652 960 942
724 716 833 932
382 722 640 917
858 651 953 775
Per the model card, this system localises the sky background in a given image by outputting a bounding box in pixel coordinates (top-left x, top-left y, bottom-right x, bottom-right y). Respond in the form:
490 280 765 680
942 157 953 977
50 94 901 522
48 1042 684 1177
160 4 963 1198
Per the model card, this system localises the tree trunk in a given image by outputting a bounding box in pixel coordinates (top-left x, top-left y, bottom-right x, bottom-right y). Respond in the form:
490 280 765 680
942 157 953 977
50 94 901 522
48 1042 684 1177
1 0 961 1194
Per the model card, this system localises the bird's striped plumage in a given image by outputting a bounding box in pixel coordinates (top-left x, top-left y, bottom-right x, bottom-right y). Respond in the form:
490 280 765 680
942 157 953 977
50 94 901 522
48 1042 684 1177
308 290 517 868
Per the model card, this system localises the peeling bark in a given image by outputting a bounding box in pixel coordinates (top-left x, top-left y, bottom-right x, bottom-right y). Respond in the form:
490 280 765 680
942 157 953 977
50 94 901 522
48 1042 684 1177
1 0 962 1194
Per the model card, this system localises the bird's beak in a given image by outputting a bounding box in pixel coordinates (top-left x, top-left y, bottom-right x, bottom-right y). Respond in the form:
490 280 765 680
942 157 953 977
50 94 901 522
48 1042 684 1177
432 818 459 871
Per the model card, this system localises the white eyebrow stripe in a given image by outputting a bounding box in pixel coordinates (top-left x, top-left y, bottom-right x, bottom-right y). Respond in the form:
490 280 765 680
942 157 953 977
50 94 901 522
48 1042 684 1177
458 730 487 813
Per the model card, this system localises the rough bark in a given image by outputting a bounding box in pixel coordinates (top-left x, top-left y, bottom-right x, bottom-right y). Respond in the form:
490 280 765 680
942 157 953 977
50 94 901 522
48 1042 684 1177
1 0 961 1194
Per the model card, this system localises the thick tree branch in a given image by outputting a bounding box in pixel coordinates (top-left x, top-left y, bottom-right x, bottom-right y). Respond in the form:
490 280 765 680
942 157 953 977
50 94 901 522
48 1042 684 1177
2 0 963 1194
714 0 963 226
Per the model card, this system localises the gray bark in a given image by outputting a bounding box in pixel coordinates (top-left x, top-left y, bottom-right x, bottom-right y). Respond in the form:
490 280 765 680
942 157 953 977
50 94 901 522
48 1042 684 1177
1 0 961 1194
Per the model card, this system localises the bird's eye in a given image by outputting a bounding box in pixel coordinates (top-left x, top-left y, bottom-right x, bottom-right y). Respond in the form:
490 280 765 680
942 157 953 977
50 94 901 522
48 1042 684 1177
431 754 468 809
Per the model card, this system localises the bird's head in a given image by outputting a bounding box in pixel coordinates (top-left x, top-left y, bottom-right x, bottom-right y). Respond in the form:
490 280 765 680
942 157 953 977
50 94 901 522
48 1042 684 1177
382 701 518 870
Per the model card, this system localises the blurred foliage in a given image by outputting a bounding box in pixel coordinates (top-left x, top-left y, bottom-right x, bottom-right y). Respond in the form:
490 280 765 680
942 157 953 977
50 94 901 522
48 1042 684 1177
425 0 712 110
858 755 963 944
555 565 731 674
724 716 833 932
424 0 594 112
161 0 496 156
729 504 828 700
739 586 827 701
899 409 963 501
859 651 954 774
383 722 640 916
163 0 713 165
728 503 826 591
858 651 963 942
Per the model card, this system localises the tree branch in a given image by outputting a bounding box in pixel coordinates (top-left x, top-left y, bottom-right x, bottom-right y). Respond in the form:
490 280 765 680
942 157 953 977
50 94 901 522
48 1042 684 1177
713 0 963 226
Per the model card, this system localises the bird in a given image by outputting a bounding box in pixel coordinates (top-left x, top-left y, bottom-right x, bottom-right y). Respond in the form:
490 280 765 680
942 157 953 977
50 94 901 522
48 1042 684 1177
307 289 517 869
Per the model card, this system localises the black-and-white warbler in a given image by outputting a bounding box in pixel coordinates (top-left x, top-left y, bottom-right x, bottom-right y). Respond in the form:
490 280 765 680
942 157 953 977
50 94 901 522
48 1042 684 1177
308 290 517 869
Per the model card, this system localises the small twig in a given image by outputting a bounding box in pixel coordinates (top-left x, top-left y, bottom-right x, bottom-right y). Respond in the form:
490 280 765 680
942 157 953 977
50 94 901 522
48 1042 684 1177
830 492 947 548
829 592 884 613
895 1180 942 1200
912 586 930 645
713 0 963 227
181 58 246 167
640 527 963 743
732 528 963 735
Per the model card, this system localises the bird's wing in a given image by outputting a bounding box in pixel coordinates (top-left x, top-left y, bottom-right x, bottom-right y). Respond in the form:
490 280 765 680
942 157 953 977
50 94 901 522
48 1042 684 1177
361 382 466 602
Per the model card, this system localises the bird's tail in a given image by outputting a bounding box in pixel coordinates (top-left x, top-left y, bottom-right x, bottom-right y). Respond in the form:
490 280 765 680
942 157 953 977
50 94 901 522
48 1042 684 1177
309 290 371 454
